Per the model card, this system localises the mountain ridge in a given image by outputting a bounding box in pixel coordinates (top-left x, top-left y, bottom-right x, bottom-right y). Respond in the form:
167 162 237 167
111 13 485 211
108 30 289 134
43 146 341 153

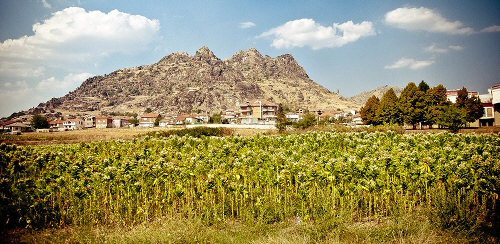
17 47 401 119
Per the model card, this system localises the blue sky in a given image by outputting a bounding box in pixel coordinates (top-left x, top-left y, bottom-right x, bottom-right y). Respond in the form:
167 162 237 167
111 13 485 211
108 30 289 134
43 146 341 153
0 0 499 117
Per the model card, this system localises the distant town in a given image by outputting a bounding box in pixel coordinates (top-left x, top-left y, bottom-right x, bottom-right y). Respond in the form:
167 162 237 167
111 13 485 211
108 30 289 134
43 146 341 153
1 84 499 134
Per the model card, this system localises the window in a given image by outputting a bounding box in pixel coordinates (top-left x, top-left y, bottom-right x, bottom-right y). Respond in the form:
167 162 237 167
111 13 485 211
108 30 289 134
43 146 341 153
485 107 493 117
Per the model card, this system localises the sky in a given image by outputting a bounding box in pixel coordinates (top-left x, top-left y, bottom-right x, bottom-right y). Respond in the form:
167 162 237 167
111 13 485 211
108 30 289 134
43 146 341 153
0 0 499 117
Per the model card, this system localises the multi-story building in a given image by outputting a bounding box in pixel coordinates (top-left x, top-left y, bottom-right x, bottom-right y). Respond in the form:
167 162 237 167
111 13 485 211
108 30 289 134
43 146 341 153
239 99 278 124
447 85 500 127
112 118 130 128
446 90 479 103
96 117 113 128
83 116 96 128
479 85 500 127
139 113 161 127
63 119 84 130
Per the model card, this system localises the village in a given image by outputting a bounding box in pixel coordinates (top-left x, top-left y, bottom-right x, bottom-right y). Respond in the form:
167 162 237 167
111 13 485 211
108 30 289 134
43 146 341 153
0 99 364 134
2 84 500 134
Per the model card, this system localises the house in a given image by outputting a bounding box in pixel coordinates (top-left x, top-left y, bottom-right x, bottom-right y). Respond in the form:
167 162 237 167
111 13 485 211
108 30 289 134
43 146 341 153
196 114 210 123
446 90 479 103
492 85 500 126
478 84 500 127
222 110 239 124
447 85 500 127
7 122 31 133
83 116 96 128
285 113 302 122
352 114 363 125
96 117 113 128
239 99 278 124
63 119 83 130
112 117 130 128
447 89 481 127
49 119 64 131
1 120 16 132
139 113 161 127
176 114 199 124
159 118 182 127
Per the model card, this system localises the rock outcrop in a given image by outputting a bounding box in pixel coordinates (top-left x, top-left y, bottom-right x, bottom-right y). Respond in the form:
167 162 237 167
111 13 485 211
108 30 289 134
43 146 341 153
30 47 359 115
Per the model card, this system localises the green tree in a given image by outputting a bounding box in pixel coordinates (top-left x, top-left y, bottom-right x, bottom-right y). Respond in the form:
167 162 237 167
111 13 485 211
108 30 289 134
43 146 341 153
455 87 484 125
128 117 139 125
438 104 467 133
145 107 152 113
455 87 468 109
276 104 288 132
30 115 49 129
209 113 221 124
360 95 380 125
154 116 163 126
425 84 450 126
418 80 430 92
465 95 483 123
376 88 400 125
399 82 426 129
293 113 316 129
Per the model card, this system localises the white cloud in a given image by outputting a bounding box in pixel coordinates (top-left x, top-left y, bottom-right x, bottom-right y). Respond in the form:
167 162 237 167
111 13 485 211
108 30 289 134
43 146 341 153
424 44 448 54
385 58 435 70
240 22 256 29
37 73 93 95
448 45 464 51
259 18 375 49
0 7 160 65
0 7 160 117
385 7 474 35
0 61 45 78
41 0 51 9
0 73 92 117
481 25 500 33
424 44 464 53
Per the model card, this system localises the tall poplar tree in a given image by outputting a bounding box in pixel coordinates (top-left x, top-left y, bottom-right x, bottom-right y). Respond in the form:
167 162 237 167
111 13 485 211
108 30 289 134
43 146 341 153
455 87 483 125
418 80 430 93
399 82 425 129
360 95 380 125
376 88 400 125
425 84 449 126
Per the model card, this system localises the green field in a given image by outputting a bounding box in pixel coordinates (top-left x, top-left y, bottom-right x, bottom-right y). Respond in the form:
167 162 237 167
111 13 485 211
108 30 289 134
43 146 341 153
1 131 499 243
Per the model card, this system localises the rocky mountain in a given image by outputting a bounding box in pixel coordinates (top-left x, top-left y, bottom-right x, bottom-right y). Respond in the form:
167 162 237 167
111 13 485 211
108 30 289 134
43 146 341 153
348 85 402 107
28 46 359 116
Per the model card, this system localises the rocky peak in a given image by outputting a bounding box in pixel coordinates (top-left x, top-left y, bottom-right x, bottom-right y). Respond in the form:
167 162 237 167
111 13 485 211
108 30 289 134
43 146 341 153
157 52 190 65
194 46 218 61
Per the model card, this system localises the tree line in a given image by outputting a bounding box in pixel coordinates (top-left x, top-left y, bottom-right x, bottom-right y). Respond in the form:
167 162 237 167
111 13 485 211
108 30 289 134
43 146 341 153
360 81 483 132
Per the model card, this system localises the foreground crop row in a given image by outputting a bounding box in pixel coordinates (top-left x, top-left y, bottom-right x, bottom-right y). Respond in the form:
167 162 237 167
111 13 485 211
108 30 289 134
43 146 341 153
0 132 498 235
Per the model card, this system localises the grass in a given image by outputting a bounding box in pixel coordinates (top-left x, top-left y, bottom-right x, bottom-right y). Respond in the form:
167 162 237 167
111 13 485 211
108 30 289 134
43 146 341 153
8 213 473 244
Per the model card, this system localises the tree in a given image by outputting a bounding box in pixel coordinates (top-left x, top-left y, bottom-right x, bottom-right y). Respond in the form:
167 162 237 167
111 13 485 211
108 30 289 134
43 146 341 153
276 104 288 132
376 88 401 125
209 113 221 124
360 95 380 125
399 82 426 129
293 113 316 129
456 87 468 109
465 95 483 123
31 115 49 129
425 84 449 126
418 80 430 92
128 117 139 125
438 104 467 133
455 87 483 125
154 116 163 126
145 107 152 113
